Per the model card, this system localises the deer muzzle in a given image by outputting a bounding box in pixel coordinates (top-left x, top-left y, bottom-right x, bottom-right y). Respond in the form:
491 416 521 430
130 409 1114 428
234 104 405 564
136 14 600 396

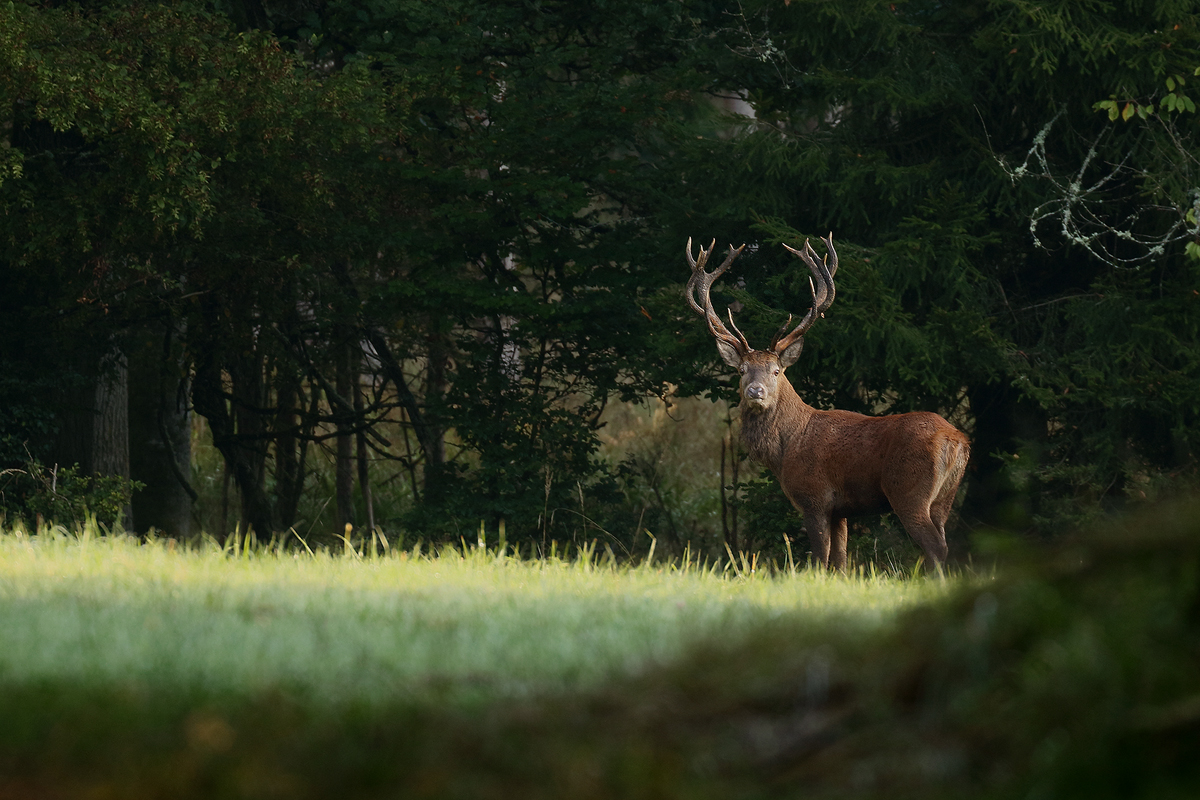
743 383 770 409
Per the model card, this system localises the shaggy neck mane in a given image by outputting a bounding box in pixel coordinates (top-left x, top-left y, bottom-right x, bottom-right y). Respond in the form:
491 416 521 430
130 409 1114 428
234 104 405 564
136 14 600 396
738 376 812 473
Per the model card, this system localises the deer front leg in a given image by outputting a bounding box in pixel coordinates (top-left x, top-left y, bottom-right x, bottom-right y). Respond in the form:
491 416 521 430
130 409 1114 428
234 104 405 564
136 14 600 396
830 517 849 572
803 511 833 568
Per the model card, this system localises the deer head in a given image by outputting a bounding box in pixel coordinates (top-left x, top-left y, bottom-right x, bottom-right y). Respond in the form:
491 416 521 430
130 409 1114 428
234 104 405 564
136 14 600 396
684 234 838 411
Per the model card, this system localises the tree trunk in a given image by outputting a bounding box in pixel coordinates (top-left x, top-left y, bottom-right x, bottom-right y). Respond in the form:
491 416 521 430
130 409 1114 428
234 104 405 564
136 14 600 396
354 372 375 534
334 340 356 533
363 327 447 505
273 371 309 530
422 327 449 505
50 348 131 528
232 355 273 536
128 324 194 539
92 355 130 485
192 337 278 539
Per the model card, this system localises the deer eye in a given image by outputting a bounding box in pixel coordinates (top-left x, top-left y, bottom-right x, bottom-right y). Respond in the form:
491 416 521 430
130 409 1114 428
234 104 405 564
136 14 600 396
773 369 780 376
739 365 747 374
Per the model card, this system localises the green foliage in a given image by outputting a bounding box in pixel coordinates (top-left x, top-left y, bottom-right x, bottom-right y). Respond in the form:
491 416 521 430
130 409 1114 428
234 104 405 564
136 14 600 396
0 376 66 466
738 474 797 548
1 0 385 536
0 459 142 529
1094 65 1200 119
253 0 745 541
0 1 321 242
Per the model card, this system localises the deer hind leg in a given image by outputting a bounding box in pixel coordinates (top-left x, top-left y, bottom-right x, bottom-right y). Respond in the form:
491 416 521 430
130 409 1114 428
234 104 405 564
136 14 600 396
930 441 969 536
929 487 956 544
890 486 948 568
887 463 957 569
925 491 953 552
894 507 949 568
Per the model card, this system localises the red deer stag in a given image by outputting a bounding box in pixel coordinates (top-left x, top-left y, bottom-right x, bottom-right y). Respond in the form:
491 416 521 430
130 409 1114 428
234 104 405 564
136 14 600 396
685 234 969 570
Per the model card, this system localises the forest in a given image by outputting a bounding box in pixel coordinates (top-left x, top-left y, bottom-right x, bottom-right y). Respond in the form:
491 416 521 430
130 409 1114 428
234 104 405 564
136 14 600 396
3 0 1200 561
4 3 1200 796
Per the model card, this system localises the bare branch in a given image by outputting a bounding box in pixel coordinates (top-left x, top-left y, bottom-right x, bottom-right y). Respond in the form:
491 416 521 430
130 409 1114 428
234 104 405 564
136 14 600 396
998 109 1200 268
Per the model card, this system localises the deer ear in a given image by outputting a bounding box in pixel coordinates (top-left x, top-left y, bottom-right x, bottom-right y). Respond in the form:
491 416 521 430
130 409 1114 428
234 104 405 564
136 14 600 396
777 337 804 368
716 339 743 368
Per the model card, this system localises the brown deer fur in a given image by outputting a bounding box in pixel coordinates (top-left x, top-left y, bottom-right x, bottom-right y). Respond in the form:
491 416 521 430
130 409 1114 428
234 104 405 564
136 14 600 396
685 235 970 570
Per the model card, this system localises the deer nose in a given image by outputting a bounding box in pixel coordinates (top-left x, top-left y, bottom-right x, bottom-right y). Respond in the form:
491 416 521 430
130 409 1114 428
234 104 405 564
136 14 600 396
745 384 765 400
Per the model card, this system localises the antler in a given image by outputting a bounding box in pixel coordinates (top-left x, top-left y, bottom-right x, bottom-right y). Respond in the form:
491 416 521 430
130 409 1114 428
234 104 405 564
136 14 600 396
770 233 838 355
685 238 751 355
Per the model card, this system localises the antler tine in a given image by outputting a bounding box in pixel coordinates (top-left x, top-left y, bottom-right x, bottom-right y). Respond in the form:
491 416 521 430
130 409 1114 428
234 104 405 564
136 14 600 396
817 231 838 277
725 307 751 351
684 237 750 353
773 233 838 355
768 313 794 352
683 237 715 316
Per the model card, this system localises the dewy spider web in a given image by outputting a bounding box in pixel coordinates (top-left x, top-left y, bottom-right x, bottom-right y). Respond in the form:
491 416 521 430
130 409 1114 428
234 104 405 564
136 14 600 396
1000 108 1200 269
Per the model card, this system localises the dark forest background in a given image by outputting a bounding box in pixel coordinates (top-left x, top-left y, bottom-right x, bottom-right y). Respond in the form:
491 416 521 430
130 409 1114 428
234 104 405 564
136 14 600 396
3 0 1199 560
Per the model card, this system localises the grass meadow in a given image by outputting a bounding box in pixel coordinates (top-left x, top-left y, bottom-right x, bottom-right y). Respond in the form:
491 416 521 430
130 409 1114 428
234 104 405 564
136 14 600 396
2 501 1199 799
0 524 944 709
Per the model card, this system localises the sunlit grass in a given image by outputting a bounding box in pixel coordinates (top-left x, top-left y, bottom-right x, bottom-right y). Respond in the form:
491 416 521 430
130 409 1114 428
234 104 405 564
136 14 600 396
0 520 957 708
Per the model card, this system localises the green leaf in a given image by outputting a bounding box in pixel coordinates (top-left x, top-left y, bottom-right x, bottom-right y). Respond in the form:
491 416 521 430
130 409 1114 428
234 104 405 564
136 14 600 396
1093 99 1119 120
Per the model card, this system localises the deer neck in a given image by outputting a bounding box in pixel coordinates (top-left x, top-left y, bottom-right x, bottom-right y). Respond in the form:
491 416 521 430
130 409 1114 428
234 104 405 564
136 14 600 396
738 377 813 473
